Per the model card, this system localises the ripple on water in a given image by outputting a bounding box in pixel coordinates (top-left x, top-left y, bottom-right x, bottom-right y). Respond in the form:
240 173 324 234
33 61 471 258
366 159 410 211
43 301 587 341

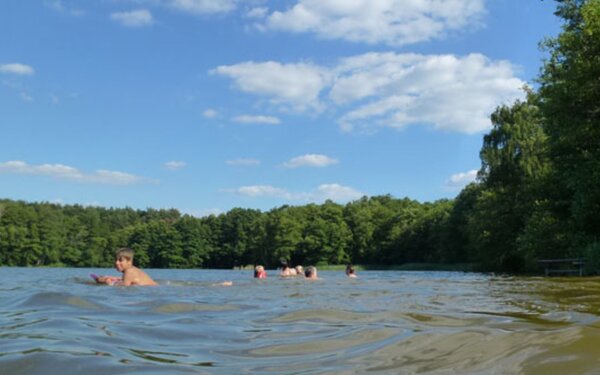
3 269 600 374
18 291 103 310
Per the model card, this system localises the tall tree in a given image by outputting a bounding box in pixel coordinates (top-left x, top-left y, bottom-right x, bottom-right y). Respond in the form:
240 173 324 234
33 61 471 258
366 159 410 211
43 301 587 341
538 0 600 251
471 95 549 271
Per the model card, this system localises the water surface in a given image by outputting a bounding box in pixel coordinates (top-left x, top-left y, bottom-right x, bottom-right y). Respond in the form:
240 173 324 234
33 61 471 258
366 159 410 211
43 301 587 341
1 268 600 374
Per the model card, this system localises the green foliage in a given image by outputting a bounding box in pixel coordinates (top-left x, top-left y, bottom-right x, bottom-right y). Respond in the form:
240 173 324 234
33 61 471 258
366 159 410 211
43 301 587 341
583 241 600 275
0 196 467 269
538 0 600 252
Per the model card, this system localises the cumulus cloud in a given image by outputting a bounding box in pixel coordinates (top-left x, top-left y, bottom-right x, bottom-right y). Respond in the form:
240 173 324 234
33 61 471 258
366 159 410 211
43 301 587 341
225 185 294 199
203 109 218 118
0 63 35 75
110 9 154 27
0 160 148 185
214 52 524 134
232 115 280 125
213 61 331 112
168 0 236 14
261 0 485 46
445 169 478 189
313 183 363 201
164 161 187 170
226 158 261 166
224 183 363 203
246 7 268 19
336 53 525 133
44 1 85 16
283 154 338 168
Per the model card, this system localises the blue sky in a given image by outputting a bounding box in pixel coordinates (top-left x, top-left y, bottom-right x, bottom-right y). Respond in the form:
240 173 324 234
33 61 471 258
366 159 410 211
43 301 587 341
1 0 562 216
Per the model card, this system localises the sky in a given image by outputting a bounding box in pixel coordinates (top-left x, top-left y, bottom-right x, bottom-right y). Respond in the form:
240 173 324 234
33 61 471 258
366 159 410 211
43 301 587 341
0 0 563 216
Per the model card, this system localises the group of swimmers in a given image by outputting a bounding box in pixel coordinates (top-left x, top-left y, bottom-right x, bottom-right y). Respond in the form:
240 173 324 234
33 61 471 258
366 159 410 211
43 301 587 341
254 260 357 280
93 247 357 287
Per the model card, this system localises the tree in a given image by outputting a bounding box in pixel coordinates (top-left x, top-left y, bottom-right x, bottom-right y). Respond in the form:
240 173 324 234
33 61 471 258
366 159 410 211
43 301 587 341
471 95 549 272
538 0 600 250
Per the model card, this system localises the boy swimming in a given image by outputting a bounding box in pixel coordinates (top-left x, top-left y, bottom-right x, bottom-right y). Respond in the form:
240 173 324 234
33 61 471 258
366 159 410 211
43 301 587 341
95 247 157 286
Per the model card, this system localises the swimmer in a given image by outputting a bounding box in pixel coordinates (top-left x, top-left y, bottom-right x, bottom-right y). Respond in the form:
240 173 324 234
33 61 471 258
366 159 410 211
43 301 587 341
304 266 318 280
254 265 267 279
295 265 304 276
345 264 357 278
95 247 157 286
279 260 297 277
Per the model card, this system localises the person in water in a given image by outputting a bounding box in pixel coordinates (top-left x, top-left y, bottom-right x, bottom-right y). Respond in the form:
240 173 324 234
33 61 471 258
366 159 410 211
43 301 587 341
254 265 267 278
304 266 318 280
95 248 157 286
345 264 357 278
279 260 297 277
295 265 304 276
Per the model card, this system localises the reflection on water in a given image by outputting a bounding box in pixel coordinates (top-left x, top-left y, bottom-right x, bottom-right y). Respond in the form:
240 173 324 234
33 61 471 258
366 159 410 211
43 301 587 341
1 268 600 374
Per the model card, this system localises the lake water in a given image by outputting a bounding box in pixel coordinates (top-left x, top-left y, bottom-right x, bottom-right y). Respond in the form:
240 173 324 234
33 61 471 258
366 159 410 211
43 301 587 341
1 268 600 375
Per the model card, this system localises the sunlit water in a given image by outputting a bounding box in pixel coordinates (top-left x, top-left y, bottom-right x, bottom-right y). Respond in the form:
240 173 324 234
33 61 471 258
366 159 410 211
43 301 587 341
1 268 600 374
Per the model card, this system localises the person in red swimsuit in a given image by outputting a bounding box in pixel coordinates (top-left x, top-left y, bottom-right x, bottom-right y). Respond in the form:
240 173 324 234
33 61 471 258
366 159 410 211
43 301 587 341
254 265 267 279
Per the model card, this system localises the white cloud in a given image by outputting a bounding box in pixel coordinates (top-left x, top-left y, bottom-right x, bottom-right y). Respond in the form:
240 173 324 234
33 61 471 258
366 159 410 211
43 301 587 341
283 154 338 168
203 109 218 118
224 183 363 203
168 0 236 14
335 53 525 133
0 160 148 185
225 185 294 199
226 158 261 166
262 0 485 46
44 1 85 16
110 9 154 27
213 61 330 111
232 115 280 125
215 52 524 134
445 169 478 189
246 7 268 19
313 183 363 202
20 92 34 102
164 161 187 170
0 63 35 75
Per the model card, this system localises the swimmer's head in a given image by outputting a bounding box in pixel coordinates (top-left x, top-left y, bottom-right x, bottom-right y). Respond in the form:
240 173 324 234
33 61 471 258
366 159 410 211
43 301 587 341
115 247 134 261
305 266 317 279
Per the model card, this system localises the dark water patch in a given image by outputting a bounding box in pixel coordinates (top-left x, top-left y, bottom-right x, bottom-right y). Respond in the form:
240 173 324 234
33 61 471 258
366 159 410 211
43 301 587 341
0 317 48 331
469 310 574 327
245 328 402 357
272 308 369 324
0 351 209 375
18 292 103 310
152 302 239 314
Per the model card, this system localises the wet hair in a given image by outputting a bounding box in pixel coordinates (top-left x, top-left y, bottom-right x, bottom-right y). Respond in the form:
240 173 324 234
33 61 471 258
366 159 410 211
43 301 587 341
346 264 355 274
115 247 134 261
305 266 317 278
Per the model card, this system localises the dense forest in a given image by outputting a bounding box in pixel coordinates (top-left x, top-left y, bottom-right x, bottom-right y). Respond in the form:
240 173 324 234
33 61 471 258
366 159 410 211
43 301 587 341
1 0 599 273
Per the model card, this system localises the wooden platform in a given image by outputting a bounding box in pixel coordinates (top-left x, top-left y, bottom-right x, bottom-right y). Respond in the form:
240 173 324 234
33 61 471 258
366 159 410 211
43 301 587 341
538 258 585 276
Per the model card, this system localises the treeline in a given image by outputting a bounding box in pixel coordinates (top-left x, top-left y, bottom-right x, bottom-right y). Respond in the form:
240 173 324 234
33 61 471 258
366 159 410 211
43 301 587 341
0 197 464 269
1 0 599 273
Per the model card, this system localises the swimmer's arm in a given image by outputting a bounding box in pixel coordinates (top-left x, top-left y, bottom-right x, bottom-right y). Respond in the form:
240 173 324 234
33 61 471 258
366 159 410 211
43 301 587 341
96 275 122 285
